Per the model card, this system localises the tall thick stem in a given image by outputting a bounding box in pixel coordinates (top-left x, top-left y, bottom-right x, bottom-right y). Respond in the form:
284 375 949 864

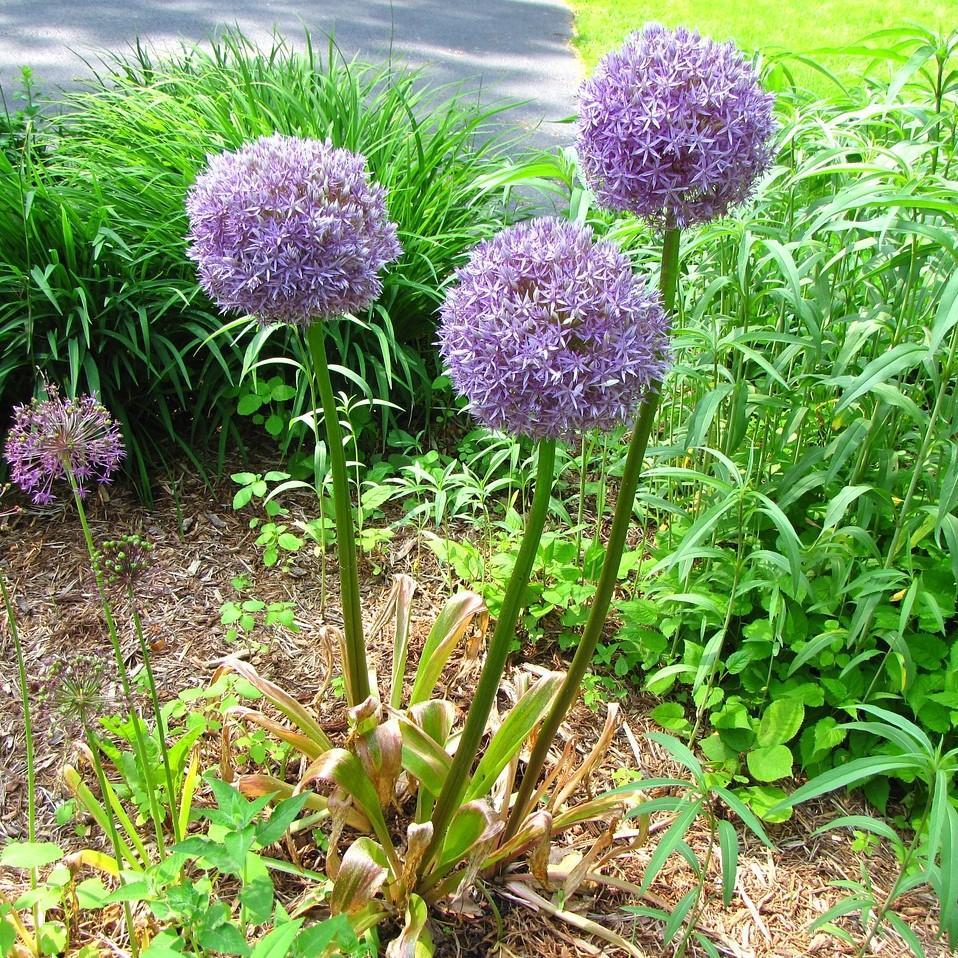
502 226 680 846
419 439 557 877
305 322 370 706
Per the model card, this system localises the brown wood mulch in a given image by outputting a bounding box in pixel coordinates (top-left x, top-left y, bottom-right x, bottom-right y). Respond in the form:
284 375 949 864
0 472 951 958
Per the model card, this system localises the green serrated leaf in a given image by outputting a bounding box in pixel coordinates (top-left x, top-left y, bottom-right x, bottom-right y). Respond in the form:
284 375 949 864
757 699 805 748
746 745 793 782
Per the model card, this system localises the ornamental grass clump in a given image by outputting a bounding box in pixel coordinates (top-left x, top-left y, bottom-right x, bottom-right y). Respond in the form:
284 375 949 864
187 134 401 706
576 23 775 229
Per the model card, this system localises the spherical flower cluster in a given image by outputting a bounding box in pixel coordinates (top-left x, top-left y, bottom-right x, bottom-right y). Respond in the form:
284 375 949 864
438 218 669 440
576 24 776 228
94 534 155 588
4 387 125 504
186 134 402 326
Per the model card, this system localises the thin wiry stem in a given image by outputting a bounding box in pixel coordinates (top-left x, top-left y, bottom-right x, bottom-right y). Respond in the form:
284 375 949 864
1 574 40 937
128 594 181 842
68 474 167 855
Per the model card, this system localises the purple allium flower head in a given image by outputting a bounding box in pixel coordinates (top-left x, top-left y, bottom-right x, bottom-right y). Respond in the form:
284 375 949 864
186 134 401 325
576 24 776 228
438 218 669 440
4 385 125 504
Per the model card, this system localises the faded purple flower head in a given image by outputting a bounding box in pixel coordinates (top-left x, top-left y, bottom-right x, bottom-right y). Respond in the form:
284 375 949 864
186 134 401 326
3 386 125 504
577 24 776 228
438 218 669 440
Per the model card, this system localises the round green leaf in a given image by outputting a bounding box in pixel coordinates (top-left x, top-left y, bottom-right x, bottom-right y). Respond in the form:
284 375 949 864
746 745 794 783
237 394 264 416
757 698 805 748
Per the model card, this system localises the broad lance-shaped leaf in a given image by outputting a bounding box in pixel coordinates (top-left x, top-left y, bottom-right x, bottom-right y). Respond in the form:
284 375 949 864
399 717 451 796
354 717 403 808
298 748 401 876
465 671 563 802
0 842 63 869
407 700 456 746
439 801 502 870
386 894 433 958
330 838 389 916
211 657 332 752
257 792 313 847
408 591 486 706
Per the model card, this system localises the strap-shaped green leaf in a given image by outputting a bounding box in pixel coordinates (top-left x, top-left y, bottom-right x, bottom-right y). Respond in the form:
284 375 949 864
330 838 388 916
384 575 417 709
717 819 738 906
226 706 325 760
62 765 144 870
465 672 562 802
408 591 485 706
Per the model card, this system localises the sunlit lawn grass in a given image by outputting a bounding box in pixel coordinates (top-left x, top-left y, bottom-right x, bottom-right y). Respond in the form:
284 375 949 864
567 0 953 88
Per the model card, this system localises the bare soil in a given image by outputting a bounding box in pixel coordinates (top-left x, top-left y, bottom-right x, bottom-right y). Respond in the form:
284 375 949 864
0 474 949 957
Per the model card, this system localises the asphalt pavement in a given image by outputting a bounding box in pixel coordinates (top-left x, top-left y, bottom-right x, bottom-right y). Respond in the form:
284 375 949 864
0 0 582 145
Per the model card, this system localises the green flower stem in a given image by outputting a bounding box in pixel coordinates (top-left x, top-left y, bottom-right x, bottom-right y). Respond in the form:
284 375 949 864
502 226 680 847
81 717 140 958
2 574 39 941
128 595 181 842
419 438 558 878
68 477 167 855
1 576 34 846
306 322 370 706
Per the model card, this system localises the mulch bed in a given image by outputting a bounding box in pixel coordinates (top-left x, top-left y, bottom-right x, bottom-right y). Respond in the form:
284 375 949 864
0 472 949 957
